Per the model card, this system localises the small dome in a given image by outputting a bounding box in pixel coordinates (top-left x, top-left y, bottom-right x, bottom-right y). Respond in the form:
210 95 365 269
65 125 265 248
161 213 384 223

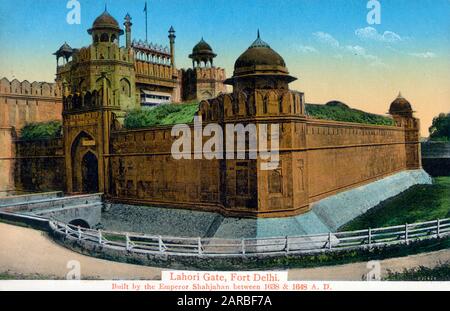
190 38 216 59
226 31 296 84
193 38 213 53
93 11 119 28
235 36 286 70
389 93 413 116
88 10 123 35
54 42 73 56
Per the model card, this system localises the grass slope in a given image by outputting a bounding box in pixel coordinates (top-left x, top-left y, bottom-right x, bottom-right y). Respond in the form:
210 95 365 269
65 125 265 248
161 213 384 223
124 101 394 129
342 177 450 231
124 102 199 129
305 103 395 126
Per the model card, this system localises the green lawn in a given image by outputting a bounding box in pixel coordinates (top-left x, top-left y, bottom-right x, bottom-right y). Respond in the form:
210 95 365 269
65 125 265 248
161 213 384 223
342 177 450 231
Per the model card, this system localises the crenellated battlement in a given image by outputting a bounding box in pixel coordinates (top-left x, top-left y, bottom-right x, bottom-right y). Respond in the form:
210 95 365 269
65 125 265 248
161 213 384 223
0 78 61 98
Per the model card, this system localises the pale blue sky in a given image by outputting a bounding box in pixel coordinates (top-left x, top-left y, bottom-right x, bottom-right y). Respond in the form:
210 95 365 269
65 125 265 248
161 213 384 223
0 0 448 80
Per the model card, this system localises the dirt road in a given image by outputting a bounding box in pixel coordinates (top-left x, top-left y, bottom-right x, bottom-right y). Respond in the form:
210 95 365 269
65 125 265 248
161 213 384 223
0 222 162 280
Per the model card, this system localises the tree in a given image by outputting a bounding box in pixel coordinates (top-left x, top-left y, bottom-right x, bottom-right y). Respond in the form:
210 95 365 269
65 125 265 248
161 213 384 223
429 113 450 141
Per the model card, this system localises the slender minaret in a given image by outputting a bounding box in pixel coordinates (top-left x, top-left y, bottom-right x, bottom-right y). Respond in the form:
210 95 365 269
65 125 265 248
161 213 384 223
168 26 176 67
124 13 132 49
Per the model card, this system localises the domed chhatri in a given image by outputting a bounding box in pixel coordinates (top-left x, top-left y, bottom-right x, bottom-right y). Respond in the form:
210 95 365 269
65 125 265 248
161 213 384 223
389 92 413 117
189 38 217 68
192 38 215 55
225 31 296 85
88 10 124 35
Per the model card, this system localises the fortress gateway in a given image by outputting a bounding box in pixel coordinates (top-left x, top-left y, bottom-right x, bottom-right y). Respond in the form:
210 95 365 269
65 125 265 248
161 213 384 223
0 11 428 219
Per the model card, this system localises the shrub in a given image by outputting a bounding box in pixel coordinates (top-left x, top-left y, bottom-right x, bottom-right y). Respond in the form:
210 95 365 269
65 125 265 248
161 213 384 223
20 121 62 141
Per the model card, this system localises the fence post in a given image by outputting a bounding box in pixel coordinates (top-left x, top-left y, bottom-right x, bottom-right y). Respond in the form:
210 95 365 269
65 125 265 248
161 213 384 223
368 228 372 248
437 219 441 238
198 237 203 255
328 232 332 250
285 236 290 254
98 230 102 244
126 234 131 251
241 239 246 255
405 223 409 245
158 236 164 253
77 226 82 241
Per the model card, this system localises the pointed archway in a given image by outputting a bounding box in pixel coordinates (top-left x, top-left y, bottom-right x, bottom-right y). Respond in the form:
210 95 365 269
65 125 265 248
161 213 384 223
70 131 99 193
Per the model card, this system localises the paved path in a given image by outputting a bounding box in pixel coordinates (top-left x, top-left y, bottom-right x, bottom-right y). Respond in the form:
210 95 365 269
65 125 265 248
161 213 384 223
0 222 448 280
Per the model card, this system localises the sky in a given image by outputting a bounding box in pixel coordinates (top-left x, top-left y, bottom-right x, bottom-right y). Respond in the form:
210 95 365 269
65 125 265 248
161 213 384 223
0 0 449 136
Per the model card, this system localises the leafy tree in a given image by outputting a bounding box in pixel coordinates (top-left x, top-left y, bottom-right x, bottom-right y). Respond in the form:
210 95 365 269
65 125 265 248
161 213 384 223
429 113 450 141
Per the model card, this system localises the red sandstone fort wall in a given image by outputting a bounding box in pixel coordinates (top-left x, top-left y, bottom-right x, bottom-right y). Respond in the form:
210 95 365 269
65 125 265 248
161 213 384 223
106 115 418 217
0 78 63 193
0 78 62 130
305 119 408 202
109 127 223 211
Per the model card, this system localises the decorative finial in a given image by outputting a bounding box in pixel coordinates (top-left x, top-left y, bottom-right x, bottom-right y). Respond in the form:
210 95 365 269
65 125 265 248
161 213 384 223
249 29 269 48
104 2 107 12
398 91 403 98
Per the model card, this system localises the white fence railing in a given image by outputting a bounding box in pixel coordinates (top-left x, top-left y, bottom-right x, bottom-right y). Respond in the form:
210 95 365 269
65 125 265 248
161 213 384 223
49 218 450 257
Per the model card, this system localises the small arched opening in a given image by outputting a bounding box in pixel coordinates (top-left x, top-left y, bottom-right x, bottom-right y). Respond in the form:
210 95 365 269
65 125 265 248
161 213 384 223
69 219 90 229
100 33 109 42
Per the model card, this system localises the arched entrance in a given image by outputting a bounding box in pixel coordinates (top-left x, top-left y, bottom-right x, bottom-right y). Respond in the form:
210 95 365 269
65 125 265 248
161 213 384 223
70 131 99 193
82 151 99 193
